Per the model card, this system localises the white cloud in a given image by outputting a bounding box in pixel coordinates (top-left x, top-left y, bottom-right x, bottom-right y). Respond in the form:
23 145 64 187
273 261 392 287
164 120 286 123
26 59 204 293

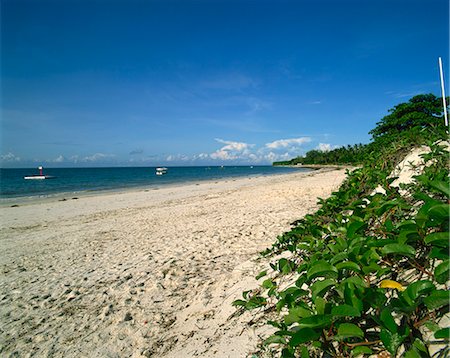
263 152 276 162
244 98 272 115
210 138 254 161
265 137 311 149
210 150 234 160
53 155 65 162
194 153 209 160
161 136 315 164
0 152 21 162
82 153 115 162
317 143 337 152
129 149 143 155
166 154 189 162
261 151 296 163
70 155 79 163
215 138 252 152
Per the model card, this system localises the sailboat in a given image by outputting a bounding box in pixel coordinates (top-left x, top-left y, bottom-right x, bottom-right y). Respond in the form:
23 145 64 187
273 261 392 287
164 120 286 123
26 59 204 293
155 167 168 175
24 166 56 180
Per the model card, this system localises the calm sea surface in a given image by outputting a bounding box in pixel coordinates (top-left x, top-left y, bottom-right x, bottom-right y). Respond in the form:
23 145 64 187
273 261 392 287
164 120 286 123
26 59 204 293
0 166 309 200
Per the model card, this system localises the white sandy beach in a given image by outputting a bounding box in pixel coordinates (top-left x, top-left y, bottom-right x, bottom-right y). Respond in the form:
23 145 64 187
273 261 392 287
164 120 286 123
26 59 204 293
0 169 348 358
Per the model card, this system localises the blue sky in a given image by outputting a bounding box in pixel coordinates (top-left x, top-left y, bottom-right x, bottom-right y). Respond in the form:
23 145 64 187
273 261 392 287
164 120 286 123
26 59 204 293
1 0 448 167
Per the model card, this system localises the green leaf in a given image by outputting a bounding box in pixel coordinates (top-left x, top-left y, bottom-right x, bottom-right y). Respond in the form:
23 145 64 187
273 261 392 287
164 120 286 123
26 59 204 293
329 236 346 253
404 349 421 358
403 280 435 305
298 314 332 329
362 262 383 275
424 232 449 248
397 228 420 244
262 279 275 289
385 219 394 232
255 270 267 280
306 261 338 280
369 239 396 247
423 321 440 332
281 347 295 358
380 327 409 356
430 247 450 260
351 346 373 356
244 295 267 309
415 193 442 228
341 276 368 288
300 345 310 358
314 296 326 315
381 243 415 257
365 288 388 309
335 323 364 340
428 204 450 222
330 252 348 265
347 220 366 239
412 338 428 353
284 306 312 325
331 304 361 317
289 328 321 347
295 275 308 288
396 221 418 231
231 299 246 307
336 261 361 273
280 287 308 302
276 299 286 313
403 339 429 358
434 327 450 339
434 260 450 284
424 290 450 310
278 258 296 274
264 334 287 345
310 279 336 300
343 283 364 312
376 199 399 216
380 308 397 333
428 180 450 198
361 246 382 264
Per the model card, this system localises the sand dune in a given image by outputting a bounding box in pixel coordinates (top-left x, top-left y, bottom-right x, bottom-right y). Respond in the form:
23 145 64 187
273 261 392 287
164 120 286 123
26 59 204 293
0 168 348 357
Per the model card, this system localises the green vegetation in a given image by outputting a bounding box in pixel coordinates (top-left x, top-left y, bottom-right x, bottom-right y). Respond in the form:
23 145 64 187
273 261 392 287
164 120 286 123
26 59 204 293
274 94 448 167
235 94 449 357
273 144 367 166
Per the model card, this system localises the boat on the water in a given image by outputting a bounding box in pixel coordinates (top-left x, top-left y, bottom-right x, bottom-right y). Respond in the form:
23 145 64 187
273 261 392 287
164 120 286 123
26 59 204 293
24 166 56 180
155 167 168 175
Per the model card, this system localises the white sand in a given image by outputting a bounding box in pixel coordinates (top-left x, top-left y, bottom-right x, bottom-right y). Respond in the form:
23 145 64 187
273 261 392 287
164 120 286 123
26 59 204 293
0 169 348 357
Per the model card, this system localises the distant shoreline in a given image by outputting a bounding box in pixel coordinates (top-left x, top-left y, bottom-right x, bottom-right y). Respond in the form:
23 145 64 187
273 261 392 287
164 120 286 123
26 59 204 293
0 166 310 204
0 167 314 208
275 163 358 170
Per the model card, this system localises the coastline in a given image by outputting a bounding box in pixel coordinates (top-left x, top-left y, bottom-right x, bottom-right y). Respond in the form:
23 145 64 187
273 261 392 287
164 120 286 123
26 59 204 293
0 166 311 208
0 168 349 357
275 164 358 170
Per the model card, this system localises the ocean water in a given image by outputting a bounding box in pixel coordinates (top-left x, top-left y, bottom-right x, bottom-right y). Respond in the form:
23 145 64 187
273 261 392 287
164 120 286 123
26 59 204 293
0 166 309 200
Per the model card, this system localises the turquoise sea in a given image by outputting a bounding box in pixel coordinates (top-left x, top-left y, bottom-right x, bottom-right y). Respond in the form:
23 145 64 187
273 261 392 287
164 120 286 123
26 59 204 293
0 166 309 200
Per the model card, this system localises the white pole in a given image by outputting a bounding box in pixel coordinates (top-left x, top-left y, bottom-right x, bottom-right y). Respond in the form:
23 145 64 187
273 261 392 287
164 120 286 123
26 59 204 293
438 57 448 127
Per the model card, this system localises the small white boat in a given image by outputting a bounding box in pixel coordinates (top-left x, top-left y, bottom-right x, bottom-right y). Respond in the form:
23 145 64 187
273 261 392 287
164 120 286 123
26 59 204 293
156 167 168 175
24 166 56 180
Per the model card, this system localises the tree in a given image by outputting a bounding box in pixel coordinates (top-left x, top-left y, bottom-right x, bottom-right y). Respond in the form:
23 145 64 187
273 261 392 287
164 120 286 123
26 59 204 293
369 94 447 139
